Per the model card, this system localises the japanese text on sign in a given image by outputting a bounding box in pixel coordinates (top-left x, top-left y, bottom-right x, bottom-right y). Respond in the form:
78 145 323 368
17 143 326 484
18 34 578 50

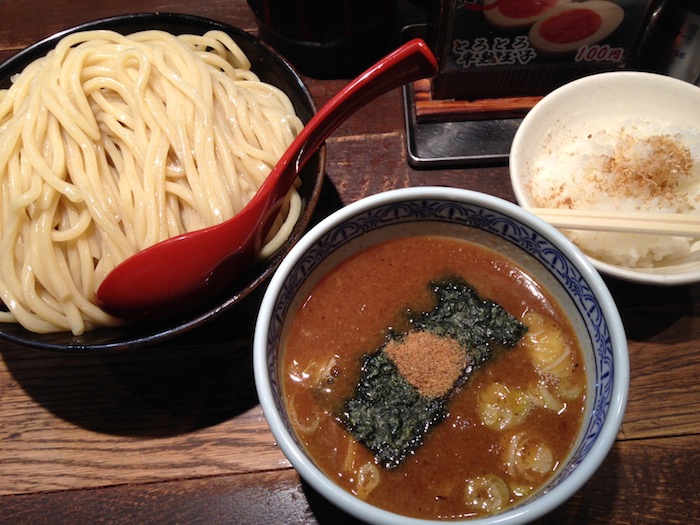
452 36 537 68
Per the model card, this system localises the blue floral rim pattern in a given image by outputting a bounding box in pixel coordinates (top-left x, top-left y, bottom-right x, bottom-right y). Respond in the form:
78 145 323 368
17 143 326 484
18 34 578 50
265 197 617 504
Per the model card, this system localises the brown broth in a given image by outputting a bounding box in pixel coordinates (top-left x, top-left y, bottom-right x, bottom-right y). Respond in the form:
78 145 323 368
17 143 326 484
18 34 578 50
282 236 586 519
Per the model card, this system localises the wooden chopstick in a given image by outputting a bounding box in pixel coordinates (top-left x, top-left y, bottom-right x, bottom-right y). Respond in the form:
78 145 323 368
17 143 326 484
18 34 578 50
526 208 700 238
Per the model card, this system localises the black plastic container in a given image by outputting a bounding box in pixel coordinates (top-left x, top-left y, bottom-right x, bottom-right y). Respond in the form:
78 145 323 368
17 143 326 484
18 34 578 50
247 0 398 78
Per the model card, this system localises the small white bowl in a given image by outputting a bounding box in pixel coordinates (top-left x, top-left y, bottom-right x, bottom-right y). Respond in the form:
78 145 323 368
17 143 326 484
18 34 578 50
254 187 629 524
510 71 700 286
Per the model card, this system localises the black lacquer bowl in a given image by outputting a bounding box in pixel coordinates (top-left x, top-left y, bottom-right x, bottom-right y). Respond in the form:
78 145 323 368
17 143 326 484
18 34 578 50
0 13 325 352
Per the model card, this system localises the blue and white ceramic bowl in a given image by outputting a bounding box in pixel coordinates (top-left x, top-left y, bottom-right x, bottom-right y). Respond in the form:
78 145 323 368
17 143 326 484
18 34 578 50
254 187 629 524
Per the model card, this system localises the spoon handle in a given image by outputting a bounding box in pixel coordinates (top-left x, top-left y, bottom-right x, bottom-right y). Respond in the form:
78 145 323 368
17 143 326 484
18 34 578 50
254 38 439 237
280 38 439 190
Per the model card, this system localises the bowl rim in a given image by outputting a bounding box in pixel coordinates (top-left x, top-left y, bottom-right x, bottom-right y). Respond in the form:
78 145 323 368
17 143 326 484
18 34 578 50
0 12 325 352
254 186 629 524
509 70 700 286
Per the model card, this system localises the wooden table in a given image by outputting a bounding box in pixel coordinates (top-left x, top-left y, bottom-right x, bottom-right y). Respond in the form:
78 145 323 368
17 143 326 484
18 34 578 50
1 1 698 523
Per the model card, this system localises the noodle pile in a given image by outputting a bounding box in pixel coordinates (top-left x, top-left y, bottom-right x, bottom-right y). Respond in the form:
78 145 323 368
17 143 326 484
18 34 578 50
0 29 305 335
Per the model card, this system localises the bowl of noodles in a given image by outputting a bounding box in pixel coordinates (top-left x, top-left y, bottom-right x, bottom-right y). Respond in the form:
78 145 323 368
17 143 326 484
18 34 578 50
254 187 628 523
0 13 325 351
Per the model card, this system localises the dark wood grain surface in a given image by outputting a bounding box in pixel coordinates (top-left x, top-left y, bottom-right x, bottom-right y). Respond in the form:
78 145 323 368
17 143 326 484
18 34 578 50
1 1 699 524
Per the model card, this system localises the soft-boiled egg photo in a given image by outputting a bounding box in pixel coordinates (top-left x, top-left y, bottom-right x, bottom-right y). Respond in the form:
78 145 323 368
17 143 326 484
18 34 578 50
528 1 625 54
481 0 626 56
483 0 572 30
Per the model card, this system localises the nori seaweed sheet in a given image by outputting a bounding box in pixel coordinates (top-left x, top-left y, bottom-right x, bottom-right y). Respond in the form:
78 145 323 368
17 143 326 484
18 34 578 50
343 349 446 468
340 277 527 469
409 278 528 365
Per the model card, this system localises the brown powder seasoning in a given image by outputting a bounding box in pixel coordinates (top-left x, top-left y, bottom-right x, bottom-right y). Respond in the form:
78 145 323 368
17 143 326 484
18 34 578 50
385 331 467 399
535 129 696 209
597 132 694 205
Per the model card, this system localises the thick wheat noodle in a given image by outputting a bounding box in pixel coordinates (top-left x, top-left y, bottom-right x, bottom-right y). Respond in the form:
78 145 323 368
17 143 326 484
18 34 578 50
0 29 304 335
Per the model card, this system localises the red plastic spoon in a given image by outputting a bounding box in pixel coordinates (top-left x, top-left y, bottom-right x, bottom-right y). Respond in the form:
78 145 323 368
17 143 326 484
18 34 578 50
96 38 438 319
